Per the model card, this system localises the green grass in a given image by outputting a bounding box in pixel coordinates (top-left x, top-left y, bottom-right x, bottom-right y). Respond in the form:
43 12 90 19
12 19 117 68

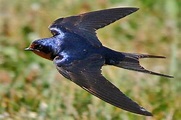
0 0 180 120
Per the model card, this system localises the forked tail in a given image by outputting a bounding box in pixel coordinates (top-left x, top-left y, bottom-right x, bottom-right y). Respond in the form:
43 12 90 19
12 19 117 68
103 46 173 78
114 52 173 78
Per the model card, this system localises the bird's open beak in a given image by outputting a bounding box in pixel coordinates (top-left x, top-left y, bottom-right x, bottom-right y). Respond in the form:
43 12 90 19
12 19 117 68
24 47 34 51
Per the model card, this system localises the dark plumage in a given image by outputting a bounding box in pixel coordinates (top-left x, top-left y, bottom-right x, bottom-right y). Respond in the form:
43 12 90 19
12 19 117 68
25 7 173 116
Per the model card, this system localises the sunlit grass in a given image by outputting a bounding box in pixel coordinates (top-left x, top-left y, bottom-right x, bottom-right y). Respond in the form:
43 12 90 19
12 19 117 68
0 0 180 120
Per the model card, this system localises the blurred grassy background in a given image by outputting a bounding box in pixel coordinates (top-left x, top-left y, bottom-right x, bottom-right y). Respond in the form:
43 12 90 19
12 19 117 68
0 0 180 120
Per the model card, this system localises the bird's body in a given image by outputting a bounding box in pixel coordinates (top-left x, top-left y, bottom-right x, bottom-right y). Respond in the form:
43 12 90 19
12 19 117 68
25 7 173 116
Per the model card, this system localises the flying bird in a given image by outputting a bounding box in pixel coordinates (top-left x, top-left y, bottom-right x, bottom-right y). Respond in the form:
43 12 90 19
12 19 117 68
25 7 173 116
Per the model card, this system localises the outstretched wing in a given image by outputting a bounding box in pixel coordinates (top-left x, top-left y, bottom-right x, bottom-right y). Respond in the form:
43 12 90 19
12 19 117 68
49 7 139 47
54 54 152 116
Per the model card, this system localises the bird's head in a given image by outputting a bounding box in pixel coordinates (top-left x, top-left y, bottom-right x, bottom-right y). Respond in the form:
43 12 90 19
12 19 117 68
25 38 58 60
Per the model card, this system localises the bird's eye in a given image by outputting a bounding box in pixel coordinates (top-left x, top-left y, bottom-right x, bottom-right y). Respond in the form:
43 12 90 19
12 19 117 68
34 44 43 50
38 45 43 50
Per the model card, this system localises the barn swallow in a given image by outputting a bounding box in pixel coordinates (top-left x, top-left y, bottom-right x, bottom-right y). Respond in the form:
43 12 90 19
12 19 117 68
25 7 173 116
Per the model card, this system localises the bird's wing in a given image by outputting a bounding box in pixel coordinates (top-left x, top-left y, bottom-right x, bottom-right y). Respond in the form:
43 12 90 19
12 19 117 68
53 54 152 116
49 7 139 47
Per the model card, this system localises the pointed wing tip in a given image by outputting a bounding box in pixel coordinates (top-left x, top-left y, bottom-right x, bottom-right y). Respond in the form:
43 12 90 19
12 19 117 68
124 7 139 12
144 112 153 116
124 105 153 116
132 7 139 11
114 7 139 14
138 107 153 116
142 111 153 116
